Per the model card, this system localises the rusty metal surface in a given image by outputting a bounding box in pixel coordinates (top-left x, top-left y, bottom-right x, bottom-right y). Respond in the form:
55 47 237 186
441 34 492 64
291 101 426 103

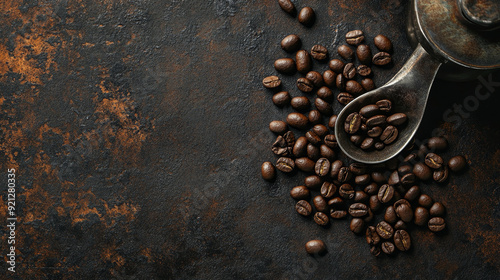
0 0 498 279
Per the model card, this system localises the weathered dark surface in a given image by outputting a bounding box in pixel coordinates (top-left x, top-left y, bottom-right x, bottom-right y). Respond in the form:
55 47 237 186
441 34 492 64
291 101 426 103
0 0 498 279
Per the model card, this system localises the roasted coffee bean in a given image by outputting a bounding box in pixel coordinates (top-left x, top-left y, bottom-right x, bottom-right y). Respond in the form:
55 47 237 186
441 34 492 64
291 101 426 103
349 203 369 217
320 182 337 198
312 124 329 138
278 0 296 15
365 182 380 195
305 239 326 254
313 195 328 212
272 136 290 156
357 65 372 77
394 230 411 251
281 34 301 52
404 186 420 201
370 245 382 257
315 158 331 177
371 172 386 184
339 183 355 199
307 143 320 161
324 134 338 149
367 126 383 138
297 77 314 93
374 34 393 53
366 226 381 245
329 59 345 73
361 138 374 150
381 242 395 255
345 112 362 134
376 99 392 112
269 120 288 134
298 7 315 26
388 170 400 186
306 110 320 125
287 112 309 129
378 184 394 203
433 166 449 183
448 155 467 172
428 217 446 232
291 96 310 111
430 202 446 217
261 162 276 181
274 58 296 74
345 80 364 95
387 113 407 126
414 206 429 226
323 70 337 87
306 71 324 87
330 209 348 219
356 44 372 65
272 91 291 107
314 212 330 226
417 144 429 159
395 202 413 223
361 78 375 91
425 153 443 169
350 218 366 234
336 74 346 91
376 221 394 239
395 220 407 230
305 131 321 145
366 115 387 127
296 50 312 74
293 136 308 157
343 63 356 79
404 153 419 164
290 185 310 200
384 206 398 224
328 197 344 207
263 75 281 88
372 52 392 66
311 44 328 60
427 136 448 151
413 162 432 181
350 135 363 146
276 157 295 173
400 173 416 186
296 200 312 216
338 167 352 183
349 163 367 175
354 190 369 203
398 164 412 175
305 175 323 189
369 195 382 211
317 86 333 102
320 144 336 161
283 131 295 146
338 45 354 61
380 125 398 145
330 160 343 178
346 30 365 45
315 98 333 116
418 194 433 208
295 157 315 173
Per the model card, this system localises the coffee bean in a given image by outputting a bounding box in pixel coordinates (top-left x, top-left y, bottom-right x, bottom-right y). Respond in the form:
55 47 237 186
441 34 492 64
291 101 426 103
305 175 323 189
313 98 332 116
374 34 393 53
290 185 310 200
295 157 315 173
283 131 295 147
357 65 372 77
404 152 418 163
329 59 345 73
366 126 382 138
323 70 337 87
328 197 344 207
338 45 354 61
378 184 394 204
330 160 343 178
315 158 331 177
347 163 366 176
296 200 312 216
371 172 386 184
346 30 365 45
350 135 363 146
320 144 335 161
399 164 412 175
381 242 395 255
311 44 328 60
343 63 356 79
311 124 328 138
366 115 387 127
306 71 324 87
307 143 320 161
307 110 321 125
298 7 315 26
261 162 276 181
287 112 309 129
404 186 420 201
263 75 281 88
414 206 429 226
272 91 291 107
313 195 328 212
376 99 392 112
384 206 398 224
314 212 330 226
429 202 446 217
361 78 375 91
425 153 443 169
272 136 291 156
376 221 394 239
305 239 326 254
269 120 288 134
339 183 355 199
324 134 338 149
345 80 364 95
336 74 346 91
418 194 433 208
350 218 366 234
330 209 348 219
372 52 392 66
293 136 308 157
338 167 353 183
395 220 407 230
387 113 407 126
428 217 446 232
345 112 362 134
317 86 333 102
433 166 449 183
427 136 448 151
394 230 411 251
356 44 372 65
413 162 432 181
274 58 296 74
320 182 337 198
388 170 400 186
281 34 301 52
366 226 381 245
370 245 382 257
296 50 312 74
276 157 295 173
365 182 379 195
278 0 296 15
380 125 398 145
395 202 413 223
369 195 382 211
291 96 310 111
354 190 369 203
400 173 416 186
349 203 369 217
360 137 374 150
297 77 314 93
448 155 467 172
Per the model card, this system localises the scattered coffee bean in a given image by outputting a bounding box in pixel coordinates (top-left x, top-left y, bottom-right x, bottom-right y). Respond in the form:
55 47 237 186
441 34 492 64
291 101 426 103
287 112 309 129
370 245 382 257
290 185 310 200
345 80 364 95
339 183 355 199
263 75 281 88
366 115 387 127
278 0 296 15
272 91 291 107
307 143 320 161
414 206 429 226
350 135 363 146
315 98 333 116
387 113 407 126
315 158 331 177
428 217 446 232
345 112 362 134
304 175 323 189
361 78 375 91
296 50 312 74
338 45 354 61
291 96 311 111
372 52 392 66
338 167 353 183
337 92 353 105
336 74 346 91
356 44 372 65
320 182 337 198
314 212 330 226
395 201 413 223
296 200 312 216
378 184 394 203
429 202 446 217
298 7 315 26
276 157 295 173
384 206 398 224
349 203 369 217
376 99 392 112
330 209 348 219
343 63 356 79
269 120 288 134
380 125 398 145
433 166 449 183
281 34 301 52
376 221 394 239
293 137 308 157
311 45 328 60
354 190 369 202
261 162 276 181
295 157 315 173
357 65 372 77
366 226 381 245
297 77 314 93
313 195 328 212
323 70 337 87
381 242 396 255
418 194 433 208
346 30 364 45
308 110 322 125
394 230 411 251
306 71 324 87
324 134 338 149
448 155 467 172
413 162 432 181
305 239 326 254
350 218 366 234
317 86 334 102
374 34 393 53
427 136 448 151
312 124 328 137
329 59 345 73
425 153 443 169
274 58 296 74
319 144 335 161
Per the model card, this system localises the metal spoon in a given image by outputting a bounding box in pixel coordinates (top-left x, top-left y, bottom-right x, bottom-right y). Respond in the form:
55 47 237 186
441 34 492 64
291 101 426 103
334 44 441 164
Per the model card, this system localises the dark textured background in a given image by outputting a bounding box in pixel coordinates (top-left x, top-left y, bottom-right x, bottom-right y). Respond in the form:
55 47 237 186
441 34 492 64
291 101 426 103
0 0 499 279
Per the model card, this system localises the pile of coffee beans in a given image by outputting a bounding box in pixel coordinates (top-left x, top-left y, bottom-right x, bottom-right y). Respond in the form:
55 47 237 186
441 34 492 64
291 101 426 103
260 1 467 257
344 99 408 150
